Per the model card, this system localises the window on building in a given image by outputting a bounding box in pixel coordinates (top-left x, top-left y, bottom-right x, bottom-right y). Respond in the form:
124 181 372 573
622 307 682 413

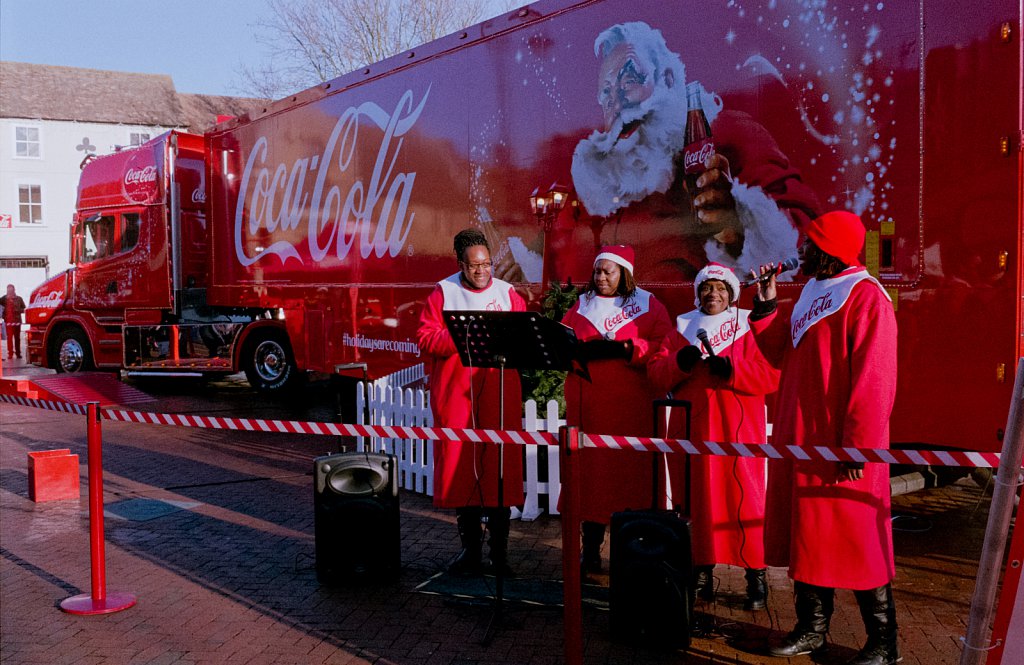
14 126 41 158
18 185 42 224
129 132 151 146
0 257 48 270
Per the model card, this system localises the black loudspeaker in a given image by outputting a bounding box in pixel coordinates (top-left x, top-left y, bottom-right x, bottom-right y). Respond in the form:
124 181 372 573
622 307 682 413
314 451 400 584
609 509 693 648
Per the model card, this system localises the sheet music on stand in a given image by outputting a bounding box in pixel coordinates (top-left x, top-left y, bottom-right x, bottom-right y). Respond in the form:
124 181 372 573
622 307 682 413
443 310 577 373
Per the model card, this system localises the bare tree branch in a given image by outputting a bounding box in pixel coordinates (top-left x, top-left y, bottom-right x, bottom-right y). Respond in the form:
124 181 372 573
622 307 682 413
236 0 520 99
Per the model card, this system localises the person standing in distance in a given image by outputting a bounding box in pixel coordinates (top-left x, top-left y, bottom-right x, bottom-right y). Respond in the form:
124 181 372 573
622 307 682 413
0 285 26 360
416 229 526 577
751 211 899 665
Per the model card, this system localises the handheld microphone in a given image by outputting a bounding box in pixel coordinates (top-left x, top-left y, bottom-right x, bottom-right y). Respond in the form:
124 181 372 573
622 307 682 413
741 257 800 287
695 328 715 357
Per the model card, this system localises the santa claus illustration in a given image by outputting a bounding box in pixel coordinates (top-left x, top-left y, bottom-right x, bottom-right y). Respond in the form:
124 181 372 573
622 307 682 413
557 21 820 282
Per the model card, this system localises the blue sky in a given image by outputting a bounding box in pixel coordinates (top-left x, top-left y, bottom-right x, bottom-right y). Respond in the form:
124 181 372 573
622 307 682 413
0 0 514 97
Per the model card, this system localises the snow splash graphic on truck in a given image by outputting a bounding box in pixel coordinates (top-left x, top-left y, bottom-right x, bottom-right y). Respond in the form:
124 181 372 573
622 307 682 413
234 87 430 267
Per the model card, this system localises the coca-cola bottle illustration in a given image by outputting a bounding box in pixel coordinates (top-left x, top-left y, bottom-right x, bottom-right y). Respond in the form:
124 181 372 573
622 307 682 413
682 80 714 203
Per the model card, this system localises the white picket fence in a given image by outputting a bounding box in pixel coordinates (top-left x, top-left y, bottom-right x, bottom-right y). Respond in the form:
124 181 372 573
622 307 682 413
354 368 564 520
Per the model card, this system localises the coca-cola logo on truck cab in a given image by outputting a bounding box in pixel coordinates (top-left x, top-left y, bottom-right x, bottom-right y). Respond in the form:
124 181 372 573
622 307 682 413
122 154 160 204
30 289 64 310
234 87 430 267
125 166 157 185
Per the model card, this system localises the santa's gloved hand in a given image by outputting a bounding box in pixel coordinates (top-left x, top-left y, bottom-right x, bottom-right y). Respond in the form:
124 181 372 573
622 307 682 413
707 356 733 379
676 345 703 372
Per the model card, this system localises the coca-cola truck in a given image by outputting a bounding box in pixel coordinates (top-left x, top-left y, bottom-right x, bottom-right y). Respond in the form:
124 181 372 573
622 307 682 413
25 0 1022 453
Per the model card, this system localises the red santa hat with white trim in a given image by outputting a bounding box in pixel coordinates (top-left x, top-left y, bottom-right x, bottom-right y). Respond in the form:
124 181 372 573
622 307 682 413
804 210 866 266
693 262 740 307
594 245 635 275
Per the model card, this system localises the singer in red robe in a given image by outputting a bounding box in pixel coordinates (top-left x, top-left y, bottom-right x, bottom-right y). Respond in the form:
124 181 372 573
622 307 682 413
752 211 900 664
560 245 672 573
417 229 525 577
648 263 778 610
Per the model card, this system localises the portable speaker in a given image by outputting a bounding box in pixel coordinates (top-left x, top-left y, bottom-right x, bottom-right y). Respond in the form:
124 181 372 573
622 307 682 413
313 451 400 584
609 509 693 648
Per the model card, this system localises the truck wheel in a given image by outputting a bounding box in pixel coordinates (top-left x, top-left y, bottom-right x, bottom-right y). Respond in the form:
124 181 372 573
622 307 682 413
242 330 298 392
51 328 94 373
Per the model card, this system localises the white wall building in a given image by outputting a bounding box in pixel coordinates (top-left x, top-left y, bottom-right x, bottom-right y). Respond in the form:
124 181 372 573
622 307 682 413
0 61 266 304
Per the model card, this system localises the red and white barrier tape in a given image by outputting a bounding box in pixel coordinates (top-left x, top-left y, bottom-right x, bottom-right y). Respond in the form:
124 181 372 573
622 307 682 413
0 393 1004 468
100 405 557 446
0 394 87 415
583 433 1002 468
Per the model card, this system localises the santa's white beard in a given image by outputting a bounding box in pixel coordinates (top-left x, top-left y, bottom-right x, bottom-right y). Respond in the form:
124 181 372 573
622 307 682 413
572 91 687 218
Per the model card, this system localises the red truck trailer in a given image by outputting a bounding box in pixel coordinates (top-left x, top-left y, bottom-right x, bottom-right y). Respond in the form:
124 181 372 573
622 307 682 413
25 0 1022 453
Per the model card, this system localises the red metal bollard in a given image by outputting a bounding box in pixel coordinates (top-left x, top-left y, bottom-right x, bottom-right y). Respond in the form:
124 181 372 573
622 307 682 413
560 426 583 665
60 402 136 615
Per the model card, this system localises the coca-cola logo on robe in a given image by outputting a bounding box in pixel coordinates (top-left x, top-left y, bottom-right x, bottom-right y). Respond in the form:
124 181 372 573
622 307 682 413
791 292 834 340
708 317 740 348
603 302 643 331
233 87 430 268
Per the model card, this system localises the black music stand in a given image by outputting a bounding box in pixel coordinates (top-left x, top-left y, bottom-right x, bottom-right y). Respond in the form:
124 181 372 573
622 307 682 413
443 310 576 639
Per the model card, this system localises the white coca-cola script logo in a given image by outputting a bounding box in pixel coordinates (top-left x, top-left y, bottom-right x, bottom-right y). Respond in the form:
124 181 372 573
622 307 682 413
603 302 642 331
123 162 160 203
683 140 715 174
191 186 206 204
234 87 429 267
124 166 157 185
30 289 64 309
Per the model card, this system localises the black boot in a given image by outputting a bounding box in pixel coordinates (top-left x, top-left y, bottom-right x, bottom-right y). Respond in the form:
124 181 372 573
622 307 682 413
769 582 834 657
848 584 901 665
693 565 716 602
448 508 484 576
484 507 515 578
581 521 605 574
744 568 768 611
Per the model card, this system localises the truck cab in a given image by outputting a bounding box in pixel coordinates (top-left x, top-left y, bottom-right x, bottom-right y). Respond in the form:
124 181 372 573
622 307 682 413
26 131 298 390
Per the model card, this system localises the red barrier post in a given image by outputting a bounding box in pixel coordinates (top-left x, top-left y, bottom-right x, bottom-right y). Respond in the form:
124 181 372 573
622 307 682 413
61 401 137 615
560 426 583 665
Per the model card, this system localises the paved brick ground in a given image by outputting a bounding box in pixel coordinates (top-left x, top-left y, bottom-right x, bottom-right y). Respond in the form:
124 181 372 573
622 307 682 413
0 370 999 664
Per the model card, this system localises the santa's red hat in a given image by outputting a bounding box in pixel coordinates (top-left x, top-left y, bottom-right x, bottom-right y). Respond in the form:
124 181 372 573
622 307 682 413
693 263 740 307
594 245 635 275
804 210 866 266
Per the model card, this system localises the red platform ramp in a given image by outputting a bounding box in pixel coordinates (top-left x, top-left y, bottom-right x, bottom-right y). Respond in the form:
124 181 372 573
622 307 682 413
27 373 155 407
0 377 42 400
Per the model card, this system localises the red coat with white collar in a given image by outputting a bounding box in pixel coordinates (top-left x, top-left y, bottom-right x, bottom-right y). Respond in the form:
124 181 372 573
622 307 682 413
754 267 897 589
648 306 778 568
561 288 672 523
417 274 526 508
